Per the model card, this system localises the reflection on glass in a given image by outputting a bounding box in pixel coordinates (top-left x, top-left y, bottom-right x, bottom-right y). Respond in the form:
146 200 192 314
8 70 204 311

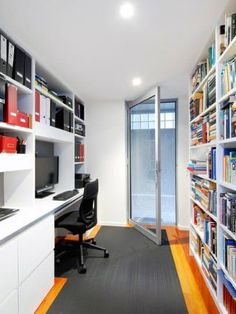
130 96 156 233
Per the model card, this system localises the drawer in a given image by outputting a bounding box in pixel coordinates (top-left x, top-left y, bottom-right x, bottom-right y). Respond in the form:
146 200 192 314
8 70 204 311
19 251 54 314
0 239 18 304
18 215 54 283
0 290 18 314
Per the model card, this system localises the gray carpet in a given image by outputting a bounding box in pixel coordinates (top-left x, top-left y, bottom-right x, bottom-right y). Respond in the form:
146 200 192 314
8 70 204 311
49 227 187 314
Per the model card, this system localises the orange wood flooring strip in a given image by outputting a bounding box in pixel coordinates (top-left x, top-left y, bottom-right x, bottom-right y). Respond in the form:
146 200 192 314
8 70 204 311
35 277 67 314
164 226 219 314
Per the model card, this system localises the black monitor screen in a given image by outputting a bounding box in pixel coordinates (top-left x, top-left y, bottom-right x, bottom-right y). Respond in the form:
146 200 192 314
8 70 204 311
35 156 59 192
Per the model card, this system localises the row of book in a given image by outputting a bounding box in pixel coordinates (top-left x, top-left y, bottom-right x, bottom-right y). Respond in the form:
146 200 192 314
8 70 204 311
223 283 236 314
223 235 236 281
187 159 207 174
191 228 217 292
191 109 216 145
223 148 236 184
207 147 217 180
191 176 217 215
191 44 216 92
220 192 236 234
221 55 236 96
75 142 84 163
201 245 217 292
224 13 236 50
190 76 216 122
220 95 236 139
193 203 217 256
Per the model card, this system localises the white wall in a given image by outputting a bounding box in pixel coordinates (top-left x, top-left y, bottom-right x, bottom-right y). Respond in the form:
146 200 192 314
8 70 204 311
86 100 127 226
86 95 190 229
176 96 189 229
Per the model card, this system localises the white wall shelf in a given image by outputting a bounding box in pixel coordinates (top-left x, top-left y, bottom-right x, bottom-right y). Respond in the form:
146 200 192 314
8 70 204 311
74 134 85 139
218 35 236 64
0 154 33 172
0 122 33 134
190 142 216 149
218 86 236 104
35 122 74 143
0 73 33 95
74 116 85 124
191 197 217 222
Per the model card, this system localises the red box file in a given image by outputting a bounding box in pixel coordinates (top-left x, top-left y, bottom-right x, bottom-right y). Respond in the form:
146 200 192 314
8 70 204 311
35 90 40 122
0 135 17 153
5 83 18 124
17 111 29 128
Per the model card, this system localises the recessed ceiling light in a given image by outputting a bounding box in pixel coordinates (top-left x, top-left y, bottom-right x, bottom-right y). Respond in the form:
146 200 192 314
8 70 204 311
120 2 134 19
132 77 142 86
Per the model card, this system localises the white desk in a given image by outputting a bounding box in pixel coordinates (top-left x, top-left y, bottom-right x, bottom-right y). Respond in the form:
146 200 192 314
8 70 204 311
0 189 83 314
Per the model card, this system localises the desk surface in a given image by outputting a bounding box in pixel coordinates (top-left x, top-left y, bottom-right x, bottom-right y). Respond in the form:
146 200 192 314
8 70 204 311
0 188 84 245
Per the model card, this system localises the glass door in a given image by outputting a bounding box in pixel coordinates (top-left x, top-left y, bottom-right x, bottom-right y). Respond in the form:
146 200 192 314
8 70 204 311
127 87 161 244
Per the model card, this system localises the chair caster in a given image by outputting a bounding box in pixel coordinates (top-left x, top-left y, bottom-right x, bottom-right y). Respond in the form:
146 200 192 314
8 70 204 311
79 265 87 274
92 239 96 245
104 251 109 258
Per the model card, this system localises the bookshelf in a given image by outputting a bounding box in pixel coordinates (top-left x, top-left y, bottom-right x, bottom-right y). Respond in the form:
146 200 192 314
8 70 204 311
189 8 236 313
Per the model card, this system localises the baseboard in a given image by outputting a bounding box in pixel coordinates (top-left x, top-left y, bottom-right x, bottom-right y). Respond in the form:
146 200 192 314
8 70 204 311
98 221 128 227
177 224 190 231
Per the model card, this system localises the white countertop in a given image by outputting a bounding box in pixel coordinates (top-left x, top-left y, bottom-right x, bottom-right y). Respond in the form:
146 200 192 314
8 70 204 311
0 189 84 245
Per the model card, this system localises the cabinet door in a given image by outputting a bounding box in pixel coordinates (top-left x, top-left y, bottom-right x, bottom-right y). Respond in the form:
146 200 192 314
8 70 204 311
0 239 18 304
19 252 54 314
18 215 54 283
0 290 18 314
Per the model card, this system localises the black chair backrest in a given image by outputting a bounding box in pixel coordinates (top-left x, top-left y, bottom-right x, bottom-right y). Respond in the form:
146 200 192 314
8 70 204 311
79 179 98 230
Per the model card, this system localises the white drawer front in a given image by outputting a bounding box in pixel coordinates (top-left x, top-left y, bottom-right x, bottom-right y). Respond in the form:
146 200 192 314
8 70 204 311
19 251 54 314
0 239 18 304
18 215 54 283
0 289 18 314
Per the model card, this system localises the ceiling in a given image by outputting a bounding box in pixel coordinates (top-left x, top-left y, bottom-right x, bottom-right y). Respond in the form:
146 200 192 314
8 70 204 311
0 0 232 102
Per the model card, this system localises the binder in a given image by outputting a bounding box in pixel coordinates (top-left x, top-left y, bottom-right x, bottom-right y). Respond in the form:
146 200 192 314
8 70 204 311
50 101 56 127
45 97 50 125
35 90 40 122
5 83 17 124
7 41 15 78
56 108 70 132
0 34 7 74
69 112 73 132
0 76 6 121
13 46 25 84
24 54 31 88
39 94 46 124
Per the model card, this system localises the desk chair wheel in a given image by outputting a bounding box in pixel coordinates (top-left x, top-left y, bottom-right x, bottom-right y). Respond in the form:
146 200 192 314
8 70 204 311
79 265 87 274
92 239 96 245
104 251 109 258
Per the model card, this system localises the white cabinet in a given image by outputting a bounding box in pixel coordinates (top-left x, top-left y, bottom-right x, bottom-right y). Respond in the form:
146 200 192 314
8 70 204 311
0 239 18 304
18 215 54 283
0 290 18 314
19 252 54 314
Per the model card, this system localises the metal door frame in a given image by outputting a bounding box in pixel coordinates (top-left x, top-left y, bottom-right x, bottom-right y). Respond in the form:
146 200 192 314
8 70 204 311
126 86 161 245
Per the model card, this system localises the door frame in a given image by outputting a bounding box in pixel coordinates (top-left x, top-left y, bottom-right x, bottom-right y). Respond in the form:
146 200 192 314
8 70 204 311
126 86 161 245
159 98 178 226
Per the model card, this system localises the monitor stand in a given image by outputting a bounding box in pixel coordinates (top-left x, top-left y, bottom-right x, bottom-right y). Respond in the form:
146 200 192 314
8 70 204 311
35 191 55 199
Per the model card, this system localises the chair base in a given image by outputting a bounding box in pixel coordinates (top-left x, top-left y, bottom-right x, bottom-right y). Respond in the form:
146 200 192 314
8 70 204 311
55 234 109 274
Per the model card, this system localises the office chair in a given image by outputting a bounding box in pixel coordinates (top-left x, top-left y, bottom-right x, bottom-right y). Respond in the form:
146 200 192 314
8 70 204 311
56 179 109 274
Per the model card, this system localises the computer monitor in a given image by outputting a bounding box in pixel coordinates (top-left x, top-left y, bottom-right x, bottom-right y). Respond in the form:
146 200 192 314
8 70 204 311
35 156 59 197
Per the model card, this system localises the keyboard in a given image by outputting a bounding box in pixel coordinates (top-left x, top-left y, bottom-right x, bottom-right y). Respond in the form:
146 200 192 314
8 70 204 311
53 190 79 201
0 208 19 221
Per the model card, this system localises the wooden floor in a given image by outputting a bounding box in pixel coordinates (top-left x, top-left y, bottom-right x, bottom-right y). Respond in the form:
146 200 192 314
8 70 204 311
35 225 219 314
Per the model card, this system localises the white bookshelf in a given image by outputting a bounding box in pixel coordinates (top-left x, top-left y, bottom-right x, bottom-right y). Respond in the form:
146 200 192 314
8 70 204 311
189 6 236 312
